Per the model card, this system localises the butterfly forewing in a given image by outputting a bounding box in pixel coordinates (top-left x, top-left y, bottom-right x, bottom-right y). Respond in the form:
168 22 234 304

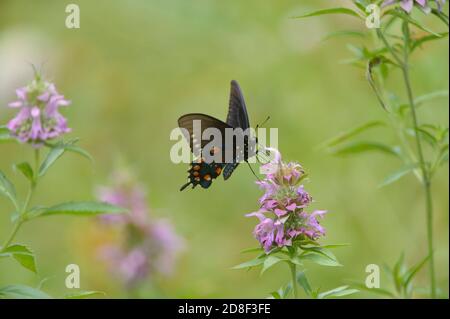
226 80 250 129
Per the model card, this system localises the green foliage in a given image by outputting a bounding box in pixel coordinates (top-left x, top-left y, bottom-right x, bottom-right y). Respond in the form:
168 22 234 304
0 126 14 144
354 254 431 298
0 244 37 274
0 284 51 299
292 7 363 20
65 291 105 299
235 243 354 298
13 162 34 184
378 163 420 187
24 201 126 220
0 170 18 210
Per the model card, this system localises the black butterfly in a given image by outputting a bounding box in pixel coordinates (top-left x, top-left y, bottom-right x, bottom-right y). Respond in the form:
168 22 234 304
178 80 258 191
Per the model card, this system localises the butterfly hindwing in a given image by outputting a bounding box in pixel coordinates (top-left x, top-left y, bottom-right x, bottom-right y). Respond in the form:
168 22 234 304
223 162 239 181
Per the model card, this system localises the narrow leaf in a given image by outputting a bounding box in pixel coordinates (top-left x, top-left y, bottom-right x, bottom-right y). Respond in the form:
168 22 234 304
378 163 420 188
28 202 126 219
65 291 105 299
300 251 342 267
261 255 283 275
329 141 401 158
292 7 362 20
322 121 385 148
0 285 51 299
232 256 266 269
350 283 396 298
297 271 312 296
318 286 359 299
0 244 37 273
0 126 14 143
0 170 18 209
39 146 66 177
14 162 34 183
403 255 430 287
415 90 449 107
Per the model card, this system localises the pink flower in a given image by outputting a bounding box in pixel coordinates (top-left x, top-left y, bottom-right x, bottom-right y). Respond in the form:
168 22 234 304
6 76 71 147
247 149 327 252
97 171 184 288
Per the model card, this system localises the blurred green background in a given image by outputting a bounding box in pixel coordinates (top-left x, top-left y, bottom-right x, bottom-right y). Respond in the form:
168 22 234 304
0 0 448 298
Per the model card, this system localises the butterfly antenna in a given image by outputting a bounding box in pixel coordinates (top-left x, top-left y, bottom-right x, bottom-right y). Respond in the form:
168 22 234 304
246 161 261 182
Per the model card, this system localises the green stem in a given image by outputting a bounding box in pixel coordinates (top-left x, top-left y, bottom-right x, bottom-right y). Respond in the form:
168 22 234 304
401 23 436 299
289 262 298 299
378 23 436 298
1 220 23 251
0 149 40 252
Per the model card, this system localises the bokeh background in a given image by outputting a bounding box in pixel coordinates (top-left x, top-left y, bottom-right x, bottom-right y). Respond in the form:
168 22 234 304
0 0 448 298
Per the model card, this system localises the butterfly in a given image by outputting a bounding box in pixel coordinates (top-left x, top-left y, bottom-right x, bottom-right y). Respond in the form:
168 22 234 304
178 80 258 191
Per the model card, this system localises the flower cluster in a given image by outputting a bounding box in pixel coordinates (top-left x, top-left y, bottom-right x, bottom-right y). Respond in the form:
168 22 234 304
7 74 71 147
97 170 184 288
382 0 446 13
247 149 327 252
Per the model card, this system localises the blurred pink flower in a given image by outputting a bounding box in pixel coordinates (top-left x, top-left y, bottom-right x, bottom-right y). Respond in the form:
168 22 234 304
97 171 184 288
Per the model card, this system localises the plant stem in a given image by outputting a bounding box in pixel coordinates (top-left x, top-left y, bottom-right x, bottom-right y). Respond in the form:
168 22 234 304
401 23 435 299
378 24 436 298
289 262 298 299
0 149 40 252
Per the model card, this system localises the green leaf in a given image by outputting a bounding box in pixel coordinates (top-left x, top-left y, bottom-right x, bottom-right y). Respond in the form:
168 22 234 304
385 9 442 36
240 247 263 254
304 246 338 261
65 291 105 299
0 126 14 143
350 283 396 298
296 271 312 296
318 243 350 249
0 285 51 299
322 121 385 148
0 170 18 209
63 144 94 163
318 285 359 299
300 251 342 267
261 255 283 275
232 256 266 269
39 140 94 177
292 7 362 20
322 30 365 41
415 90 449 107
403 255 430 287
411 32 448 52
0 244 37 273
393 252 406 293
269 291 282 299
379 163 420 188
431 8 449 27
39 145 67 177
14 162 34 183
329 141 401 158
28 201 126 219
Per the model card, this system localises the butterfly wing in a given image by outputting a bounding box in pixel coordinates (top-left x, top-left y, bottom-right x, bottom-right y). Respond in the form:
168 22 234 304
178 113 231 158
223 162 239 180
226 80 250 129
